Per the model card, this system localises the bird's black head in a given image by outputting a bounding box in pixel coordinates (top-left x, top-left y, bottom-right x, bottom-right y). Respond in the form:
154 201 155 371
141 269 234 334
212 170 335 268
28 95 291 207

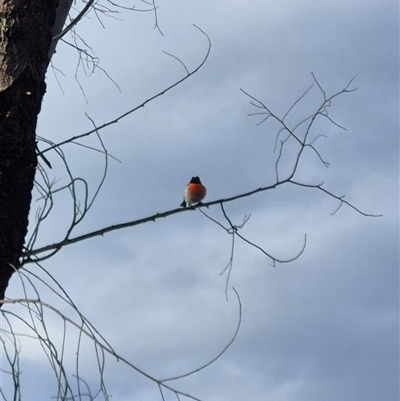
190 176 201 184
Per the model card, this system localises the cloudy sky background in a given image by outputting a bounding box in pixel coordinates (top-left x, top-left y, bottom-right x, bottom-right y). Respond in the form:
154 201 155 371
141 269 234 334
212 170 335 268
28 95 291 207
1 0 398 400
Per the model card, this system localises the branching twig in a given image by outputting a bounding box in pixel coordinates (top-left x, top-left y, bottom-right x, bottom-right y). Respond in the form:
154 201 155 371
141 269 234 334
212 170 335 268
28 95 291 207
39 25 211 156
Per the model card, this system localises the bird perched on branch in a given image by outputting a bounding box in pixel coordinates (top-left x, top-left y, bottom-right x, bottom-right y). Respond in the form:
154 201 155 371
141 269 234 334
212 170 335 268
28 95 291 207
180 176 206 207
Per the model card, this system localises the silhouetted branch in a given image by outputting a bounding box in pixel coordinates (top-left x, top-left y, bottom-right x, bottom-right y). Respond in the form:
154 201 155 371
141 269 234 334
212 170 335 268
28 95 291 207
39 25 211 156
289 180 383 217
24 173 379 262
52 0 96 42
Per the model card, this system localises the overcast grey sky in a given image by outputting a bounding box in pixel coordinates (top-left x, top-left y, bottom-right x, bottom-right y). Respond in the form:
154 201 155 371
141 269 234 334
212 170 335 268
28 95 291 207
1 1 399 400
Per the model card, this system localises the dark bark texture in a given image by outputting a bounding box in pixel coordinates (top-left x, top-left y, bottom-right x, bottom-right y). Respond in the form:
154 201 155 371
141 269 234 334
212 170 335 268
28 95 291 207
0 0 58 301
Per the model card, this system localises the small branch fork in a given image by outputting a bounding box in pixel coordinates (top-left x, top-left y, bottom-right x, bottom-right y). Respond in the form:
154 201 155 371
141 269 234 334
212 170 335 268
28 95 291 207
200 204 307 300
51 1 157 95
52 0 156 45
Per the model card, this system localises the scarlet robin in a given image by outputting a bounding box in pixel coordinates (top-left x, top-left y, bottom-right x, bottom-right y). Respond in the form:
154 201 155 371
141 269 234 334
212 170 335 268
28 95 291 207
180 176 207 207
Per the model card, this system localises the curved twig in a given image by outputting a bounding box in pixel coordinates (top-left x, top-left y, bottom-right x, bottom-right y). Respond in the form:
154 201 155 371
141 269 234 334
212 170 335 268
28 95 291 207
162 288 242 382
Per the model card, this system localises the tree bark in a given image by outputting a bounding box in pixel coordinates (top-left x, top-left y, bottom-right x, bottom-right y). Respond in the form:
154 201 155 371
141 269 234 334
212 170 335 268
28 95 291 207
0 0 59 301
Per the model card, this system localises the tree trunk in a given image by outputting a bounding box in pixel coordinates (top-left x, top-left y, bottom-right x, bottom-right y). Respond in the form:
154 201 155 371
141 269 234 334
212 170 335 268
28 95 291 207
0 0 60 301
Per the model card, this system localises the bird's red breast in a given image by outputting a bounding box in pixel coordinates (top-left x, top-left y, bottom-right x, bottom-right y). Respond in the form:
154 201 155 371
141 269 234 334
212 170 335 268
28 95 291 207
180 176 206 207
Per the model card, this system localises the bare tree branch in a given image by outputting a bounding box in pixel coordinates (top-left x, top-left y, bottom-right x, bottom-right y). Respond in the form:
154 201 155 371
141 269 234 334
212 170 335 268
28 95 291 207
24 176 379 262
39 24 211 156
52 0 96 43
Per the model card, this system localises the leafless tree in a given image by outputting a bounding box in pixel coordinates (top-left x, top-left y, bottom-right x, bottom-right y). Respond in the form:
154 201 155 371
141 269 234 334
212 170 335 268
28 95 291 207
0 1 379 400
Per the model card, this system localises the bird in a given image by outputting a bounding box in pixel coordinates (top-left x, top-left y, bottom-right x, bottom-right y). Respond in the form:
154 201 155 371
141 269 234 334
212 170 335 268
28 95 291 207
180 176 206 207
